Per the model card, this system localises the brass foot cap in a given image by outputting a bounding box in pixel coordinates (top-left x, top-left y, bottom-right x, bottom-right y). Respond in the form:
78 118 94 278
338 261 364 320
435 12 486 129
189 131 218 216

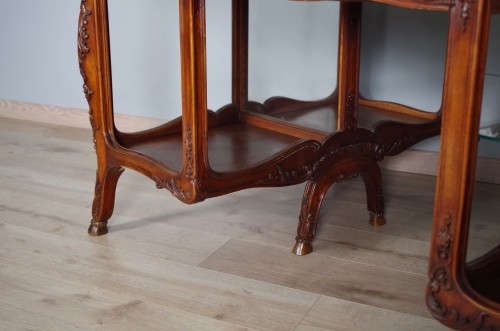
292 241 313 256
369 214 387 226
88 222 108 236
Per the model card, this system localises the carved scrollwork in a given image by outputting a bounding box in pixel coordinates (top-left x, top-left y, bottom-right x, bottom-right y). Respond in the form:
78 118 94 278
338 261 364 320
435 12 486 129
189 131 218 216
296 168 358 248
78 0 91 60
259 165 313 185
427 213 493 329
296 187 317 245
436 214 453 261
83 84 94 103
154 176 206 204
78 0 92 86
88 109 100 151
296 214 314 246
78 0 99 152
154 177 193 201
379 132 415 156
428 213 454 315
312 142 384 179
92 170 102 221
332 171 359 184
184 125 194 179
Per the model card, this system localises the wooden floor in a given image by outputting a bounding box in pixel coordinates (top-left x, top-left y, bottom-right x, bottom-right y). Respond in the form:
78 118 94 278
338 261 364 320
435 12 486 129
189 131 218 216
1 118 499 330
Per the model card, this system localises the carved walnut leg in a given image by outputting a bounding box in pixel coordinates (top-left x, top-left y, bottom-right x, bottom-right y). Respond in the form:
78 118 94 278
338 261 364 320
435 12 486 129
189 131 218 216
78 0 124 235
426 1 500 329
359 161 386 226
293 180 324 256
88 166 125 236
293 156 382 256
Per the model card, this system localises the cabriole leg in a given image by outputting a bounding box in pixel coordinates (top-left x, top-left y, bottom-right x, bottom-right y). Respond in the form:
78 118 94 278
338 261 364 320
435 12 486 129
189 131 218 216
293 180 324 256
360 160 386 226
88 166 125 236
293 158 373 256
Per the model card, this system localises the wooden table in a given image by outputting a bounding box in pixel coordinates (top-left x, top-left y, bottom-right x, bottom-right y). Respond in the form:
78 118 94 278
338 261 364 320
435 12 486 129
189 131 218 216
420 1 500 329
78 0 499 329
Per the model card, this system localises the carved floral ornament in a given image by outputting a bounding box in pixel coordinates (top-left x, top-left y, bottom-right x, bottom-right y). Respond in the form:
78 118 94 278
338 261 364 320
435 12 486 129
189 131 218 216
78 0 91 60
78 0 100 152
92 171 102 220
78 0 92 87
155 177 193 201
427 213 494 329
184 125 194 179
260 165 313 185
427 213 460 322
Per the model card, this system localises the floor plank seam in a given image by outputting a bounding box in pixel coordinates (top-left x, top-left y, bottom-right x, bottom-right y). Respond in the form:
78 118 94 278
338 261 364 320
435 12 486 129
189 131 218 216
319 223 433 244
228 237 429 278
195 238 234 268
292 295 322 331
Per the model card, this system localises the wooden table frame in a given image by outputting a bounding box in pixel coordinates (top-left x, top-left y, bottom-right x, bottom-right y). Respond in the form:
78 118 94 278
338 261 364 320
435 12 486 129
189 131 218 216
78 0 499 329
425 1 500 329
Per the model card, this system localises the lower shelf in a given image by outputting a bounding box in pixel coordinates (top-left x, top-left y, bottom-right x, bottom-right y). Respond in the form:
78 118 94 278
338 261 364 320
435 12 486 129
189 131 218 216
121 122 302 173
242 99 438 141
268 103 437 132
119 98 441 175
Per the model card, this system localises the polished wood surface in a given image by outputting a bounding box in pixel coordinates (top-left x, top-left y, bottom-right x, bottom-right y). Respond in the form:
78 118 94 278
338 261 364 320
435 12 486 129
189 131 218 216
78 0 498 329
122 123 300 172
423 1 500 329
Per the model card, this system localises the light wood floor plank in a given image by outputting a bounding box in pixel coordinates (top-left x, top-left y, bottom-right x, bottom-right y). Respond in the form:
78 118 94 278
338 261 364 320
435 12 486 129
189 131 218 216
0 175 232 266
0 222 318 331
1 117 499 330
109 181 434 275
0 276 259 331
295 296 448 331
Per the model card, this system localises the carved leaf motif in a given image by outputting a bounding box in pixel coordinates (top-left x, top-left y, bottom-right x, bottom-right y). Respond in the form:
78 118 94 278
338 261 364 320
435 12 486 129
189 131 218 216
297 192 316 243
92 171 102 220
312 142 382 179
155 177 192 200
78 1 92 60
427 214 453 318
77 0 99 152
154 176 207 204
382 132 415 155
334 171 358 184
184 125 194 178
83 84 94 102
261 165 312 185
426 213 494 329
436 213 453 262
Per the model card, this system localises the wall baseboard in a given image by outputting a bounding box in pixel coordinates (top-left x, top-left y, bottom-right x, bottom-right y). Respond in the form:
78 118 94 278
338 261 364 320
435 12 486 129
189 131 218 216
2 98 499 184
0 99 164 132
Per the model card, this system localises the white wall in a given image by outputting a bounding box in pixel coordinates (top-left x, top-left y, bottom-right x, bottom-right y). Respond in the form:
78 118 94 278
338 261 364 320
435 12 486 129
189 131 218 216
0 0 86 109
359 4 500 157
0 0 499 158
